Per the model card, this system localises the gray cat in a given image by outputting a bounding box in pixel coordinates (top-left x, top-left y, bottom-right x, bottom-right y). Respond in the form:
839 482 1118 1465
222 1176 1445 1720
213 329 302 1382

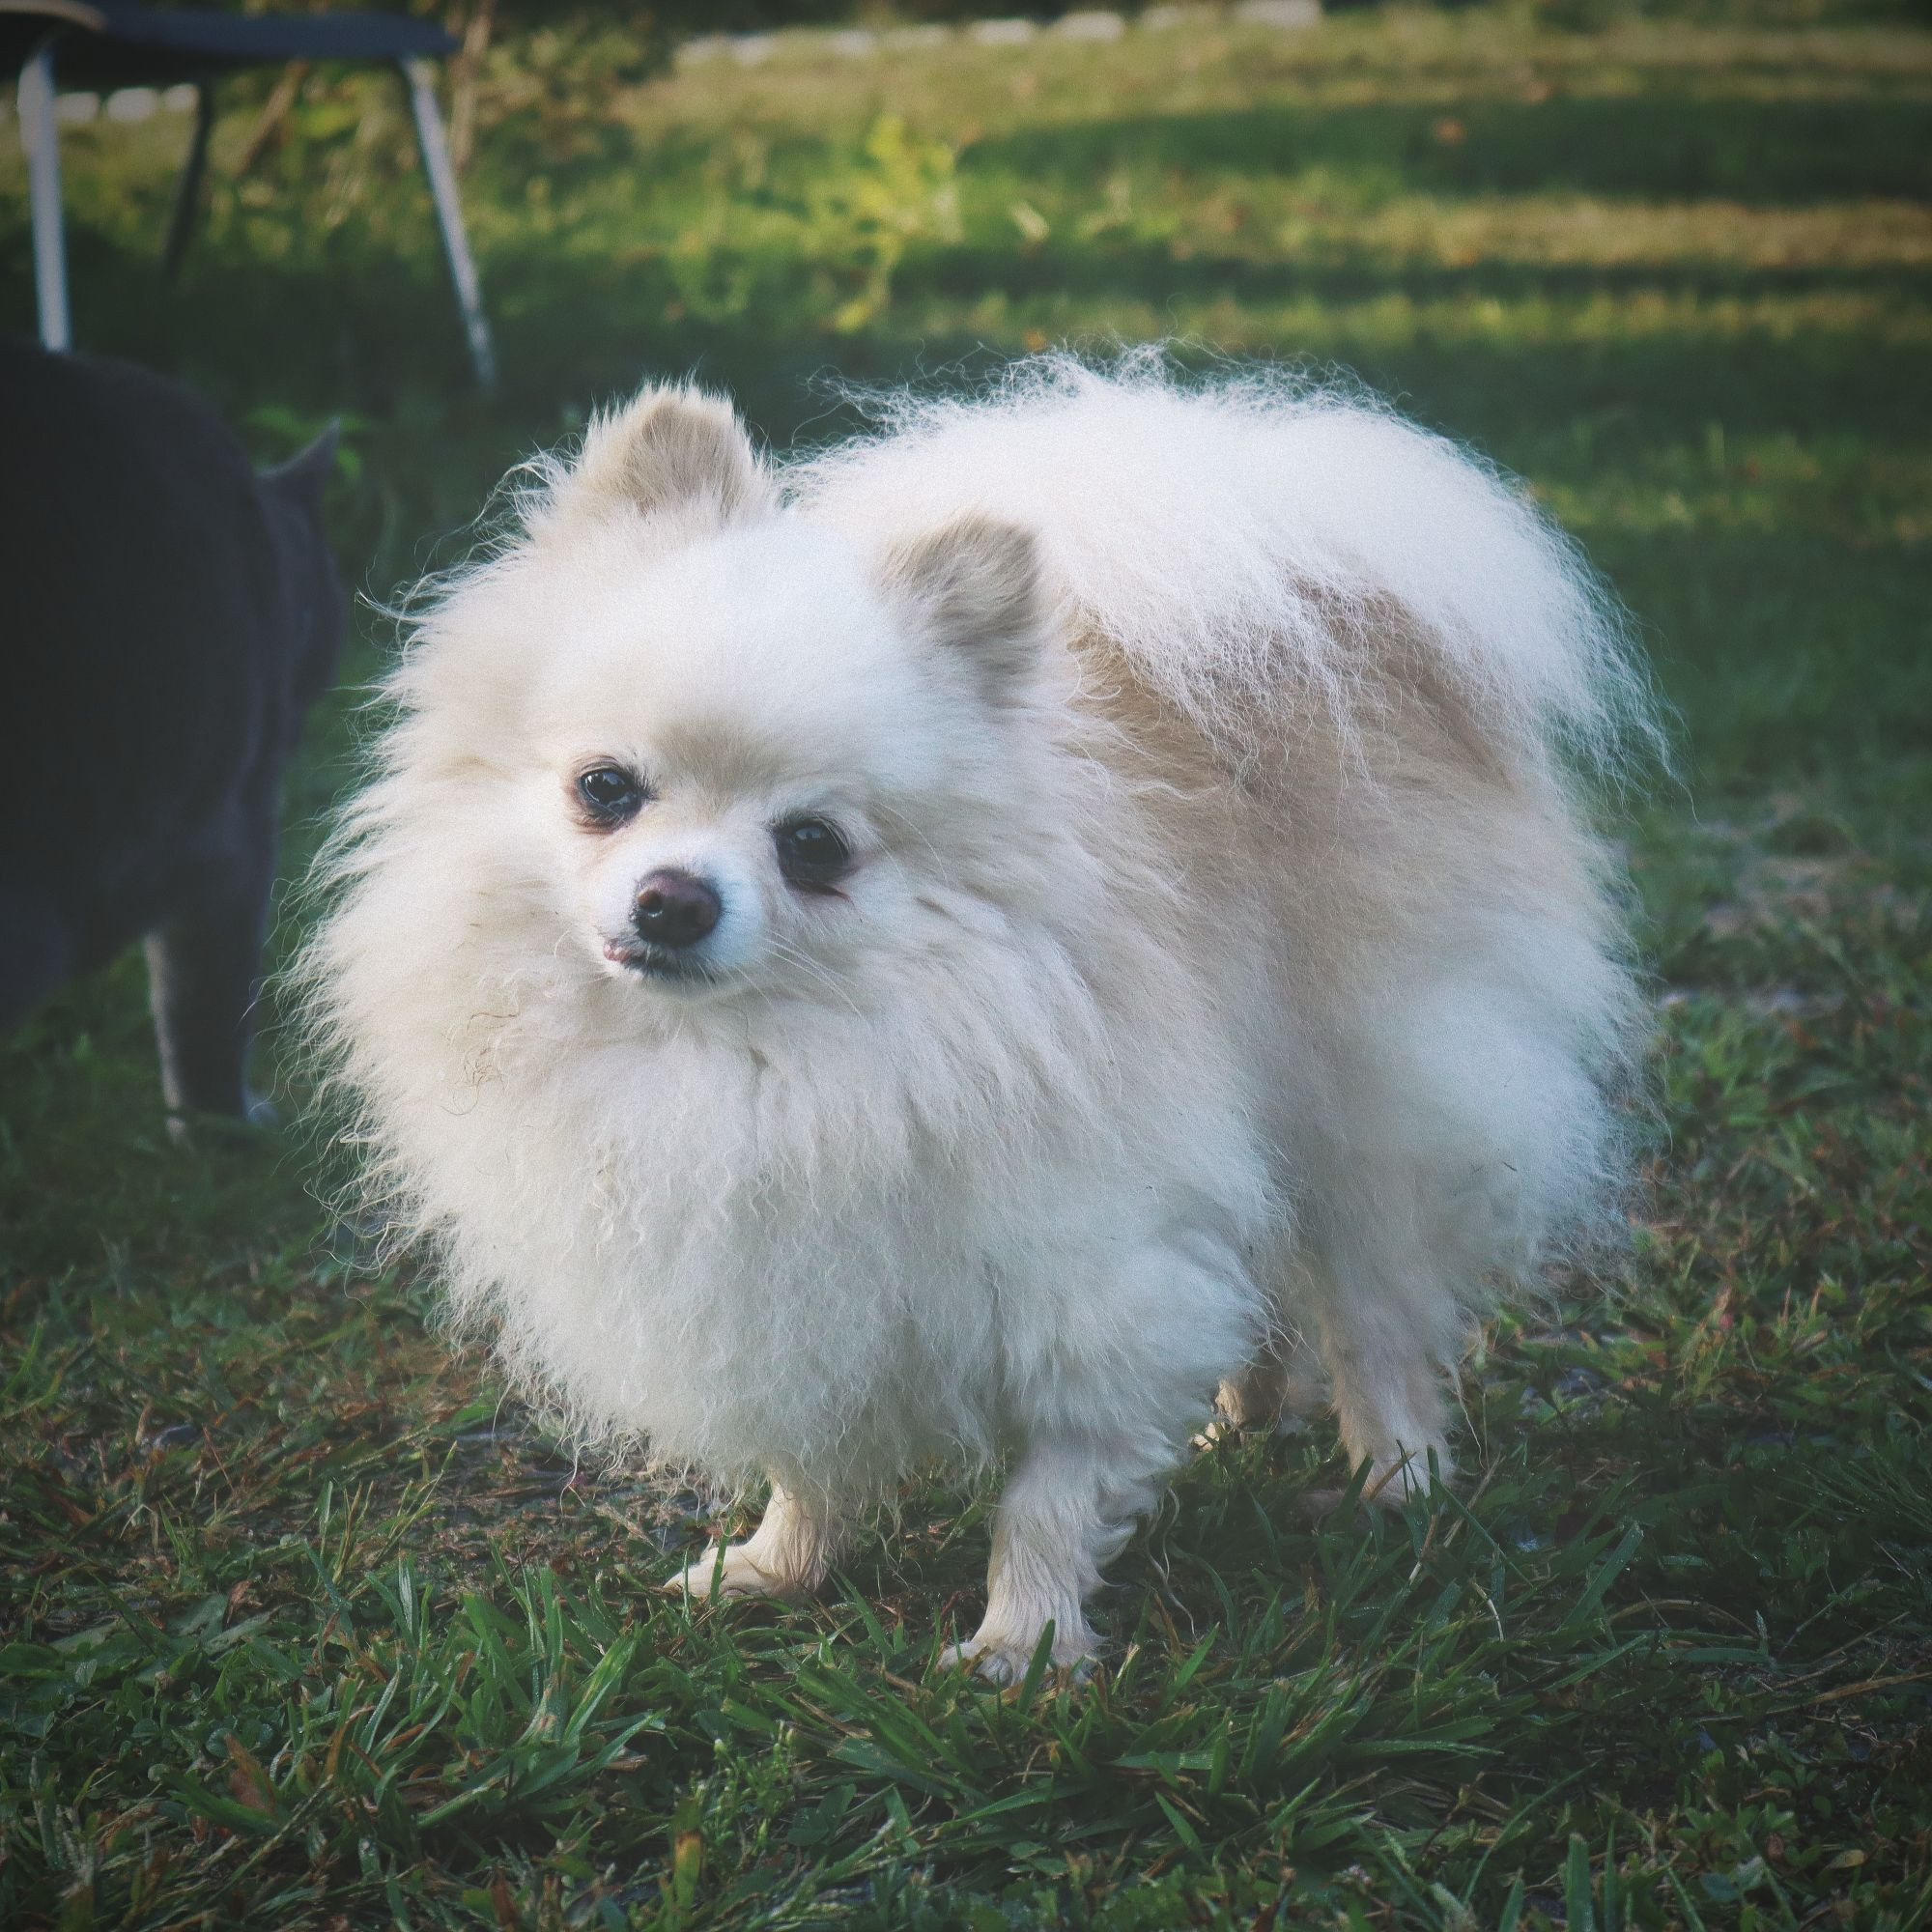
0 341 345 1128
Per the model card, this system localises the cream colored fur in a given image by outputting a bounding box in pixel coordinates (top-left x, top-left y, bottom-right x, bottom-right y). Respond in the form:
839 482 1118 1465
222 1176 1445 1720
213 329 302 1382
302 357 1649 1682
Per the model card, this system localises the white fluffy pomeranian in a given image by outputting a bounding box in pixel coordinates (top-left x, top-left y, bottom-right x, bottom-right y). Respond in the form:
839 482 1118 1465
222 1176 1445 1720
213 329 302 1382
306 355 1651 1680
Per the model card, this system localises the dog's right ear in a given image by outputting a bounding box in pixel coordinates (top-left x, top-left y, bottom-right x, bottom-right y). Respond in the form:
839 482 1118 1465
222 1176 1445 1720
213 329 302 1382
553 383 771 528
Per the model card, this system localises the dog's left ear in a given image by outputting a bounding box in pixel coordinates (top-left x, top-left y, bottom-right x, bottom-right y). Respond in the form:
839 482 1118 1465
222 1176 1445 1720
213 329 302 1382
879 512 1045 702
558 383 771 527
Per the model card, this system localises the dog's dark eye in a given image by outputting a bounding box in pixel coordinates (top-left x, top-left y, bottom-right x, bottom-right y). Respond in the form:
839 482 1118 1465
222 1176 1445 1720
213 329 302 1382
774 816 850 889
576 765 645 824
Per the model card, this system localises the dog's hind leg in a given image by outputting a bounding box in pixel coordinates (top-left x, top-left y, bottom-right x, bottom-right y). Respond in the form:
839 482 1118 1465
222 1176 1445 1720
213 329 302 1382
1215 1356 1288 1434
1214 1313 1325 1435
145 818 278 1132
668 1481 848 1602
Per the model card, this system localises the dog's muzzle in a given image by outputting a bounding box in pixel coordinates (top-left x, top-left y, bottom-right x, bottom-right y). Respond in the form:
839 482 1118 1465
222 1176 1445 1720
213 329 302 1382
603 868 725 979
631 868 722 951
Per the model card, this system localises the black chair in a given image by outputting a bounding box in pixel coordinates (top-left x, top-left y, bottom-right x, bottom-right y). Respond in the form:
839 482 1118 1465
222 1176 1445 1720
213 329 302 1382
3 0 495 385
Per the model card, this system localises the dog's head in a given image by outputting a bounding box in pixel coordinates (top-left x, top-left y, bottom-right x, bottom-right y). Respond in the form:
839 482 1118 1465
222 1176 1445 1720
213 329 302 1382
415 384 1059 1010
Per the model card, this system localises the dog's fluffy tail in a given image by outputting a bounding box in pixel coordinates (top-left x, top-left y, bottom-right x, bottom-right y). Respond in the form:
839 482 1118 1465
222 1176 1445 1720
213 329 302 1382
787 350 1658 783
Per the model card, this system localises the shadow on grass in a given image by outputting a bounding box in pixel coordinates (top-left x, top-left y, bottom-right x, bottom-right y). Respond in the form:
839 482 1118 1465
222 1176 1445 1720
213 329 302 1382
961 94 1932 206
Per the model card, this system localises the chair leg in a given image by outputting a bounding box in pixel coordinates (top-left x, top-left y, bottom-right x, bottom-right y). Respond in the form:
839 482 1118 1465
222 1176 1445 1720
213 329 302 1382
161 81 215 282
401 57 497 391
17 42 70 351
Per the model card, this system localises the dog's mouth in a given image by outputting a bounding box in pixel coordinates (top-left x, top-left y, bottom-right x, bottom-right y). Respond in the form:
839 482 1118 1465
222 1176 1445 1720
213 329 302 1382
601 938 720 986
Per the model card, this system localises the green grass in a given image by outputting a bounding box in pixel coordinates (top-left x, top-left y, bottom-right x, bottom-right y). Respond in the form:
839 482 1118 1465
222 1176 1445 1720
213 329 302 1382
2 8 1929 1927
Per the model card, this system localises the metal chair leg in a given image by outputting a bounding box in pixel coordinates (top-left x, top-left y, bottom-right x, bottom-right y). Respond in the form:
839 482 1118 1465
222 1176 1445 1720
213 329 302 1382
17 41 70 351
401 57 496 391
161 81 215 282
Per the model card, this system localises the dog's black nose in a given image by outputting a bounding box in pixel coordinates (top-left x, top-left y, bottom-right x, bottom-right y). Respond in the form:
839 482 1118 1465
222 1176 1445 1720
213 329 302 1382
633 868 722 950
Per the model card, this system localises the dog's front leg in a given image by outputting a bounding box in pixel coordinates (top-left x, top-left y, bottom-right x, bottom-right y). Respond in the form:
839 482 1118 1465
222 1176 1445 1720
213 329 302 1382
667 1481 846 1602
941 1434 1164 1685
1314 1284 1454 1506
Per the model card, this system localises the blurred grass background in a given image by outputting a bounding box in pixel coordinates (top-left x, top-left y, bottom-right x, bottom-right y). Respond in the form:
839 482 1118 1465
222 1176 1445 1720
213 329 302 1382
1 6 1927 1927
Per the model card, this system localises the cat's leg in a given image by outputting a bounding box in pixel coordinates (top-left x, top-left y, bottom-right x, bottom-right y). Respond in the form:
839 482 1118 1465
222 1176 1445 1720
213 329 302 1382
145 814 278 1131
0 879 75 1034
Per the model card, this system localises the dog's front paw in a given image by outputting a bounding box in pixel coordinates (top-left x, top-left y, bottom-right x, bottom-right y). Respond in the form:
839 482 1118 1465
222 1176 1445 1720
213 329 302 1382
1358 1441 1451 1509
938 1628 1096 1686
664 1542 791 1602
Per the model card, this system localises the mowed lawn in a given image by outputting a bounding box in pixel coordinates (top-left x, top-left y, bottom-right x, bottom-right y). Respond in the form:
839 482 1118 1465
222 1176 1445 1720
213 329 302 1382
2 10 1928 1927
